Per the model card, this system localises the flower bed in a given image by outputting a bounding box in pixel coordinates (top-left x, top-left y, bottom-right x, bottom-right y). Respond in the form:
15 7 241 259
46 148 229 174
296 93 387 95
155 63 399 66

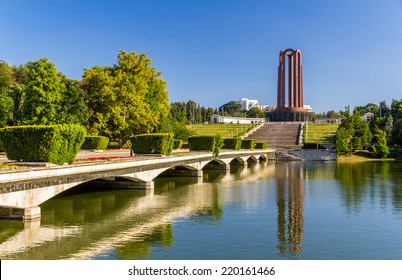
75 155 136 164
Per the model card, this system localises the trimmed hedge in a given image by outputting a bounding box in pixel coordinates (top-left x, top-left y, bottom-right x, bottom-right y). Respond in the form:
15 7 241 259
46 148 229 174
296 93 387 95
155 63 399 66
241 138 256 149
0 124 86 165
255 142 267 149
131 133 174 156
174 139 183 149
82 136 109 150
223 137 242 150
188 135 224 156
188 135 215 151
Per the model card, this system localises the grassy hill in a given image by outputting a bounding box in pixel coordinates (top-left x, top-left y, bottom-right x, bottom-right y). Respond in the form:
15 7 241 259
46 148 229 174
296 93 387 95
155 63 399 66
188 123 257 138
303 123 339 143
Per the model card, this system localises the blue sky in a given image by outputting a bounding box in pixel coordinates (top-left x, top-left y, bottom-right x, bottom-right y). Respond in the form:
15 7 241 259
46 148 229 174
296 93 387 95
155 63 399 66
1 0 402 113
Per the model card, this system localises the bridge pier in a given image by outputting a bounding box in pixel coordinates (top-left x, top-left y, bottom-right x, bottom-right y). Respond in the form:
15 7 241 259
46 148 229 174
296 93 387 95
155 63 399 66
160 168 203 178
89 178 155 190
0 206 41 220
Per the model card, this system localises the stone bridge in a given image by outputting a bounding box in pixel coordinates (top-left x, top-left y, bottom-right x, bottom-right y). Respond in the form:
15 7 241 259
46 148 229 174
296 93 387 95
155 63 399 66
0 150 275 220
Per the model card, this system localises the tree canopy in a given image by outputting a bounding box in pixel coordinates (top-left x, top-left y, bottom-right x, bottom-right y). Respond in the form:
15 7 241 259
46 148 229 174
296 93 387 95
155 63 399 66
81 50 169 146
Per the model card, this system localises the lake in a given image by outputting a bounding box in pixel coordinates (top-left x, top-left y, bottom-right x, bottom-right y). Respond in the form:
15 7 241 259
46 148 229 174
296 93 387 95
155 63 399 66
1 160 402 260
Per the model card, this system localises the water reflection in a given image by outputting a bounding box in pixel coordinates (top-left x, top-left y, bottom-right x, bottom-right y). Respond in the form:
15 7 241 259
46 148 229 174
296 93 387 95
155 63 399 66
274 162 304 259
2 160 402 259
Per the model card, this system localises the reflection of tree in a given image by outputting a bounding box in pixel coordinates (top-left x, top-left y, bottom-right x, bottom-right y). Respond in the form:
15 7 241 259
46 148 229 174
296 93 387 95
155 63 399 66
115 223 173 260
335 163 369 209
334 162 391 211
276 162 304 259
193 185 223 221
0 220 24 244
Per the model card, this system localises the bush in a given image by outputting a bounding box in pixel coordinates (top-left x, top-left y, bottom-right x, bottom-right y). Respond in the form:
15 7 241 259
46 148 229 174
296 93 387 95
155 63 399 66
82 136 109 150
0 124 86 165
188 135 224 156
223 137 242 150
255 142 267 149
241 139 256 149
174 139 183 149
188 136 215 151
131 133 174 156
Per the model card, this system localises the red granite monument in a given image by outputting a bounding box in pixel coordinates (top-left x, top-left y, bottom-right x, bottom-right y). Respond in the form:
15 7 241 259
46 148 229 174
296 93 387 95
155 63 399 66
267 48 312 121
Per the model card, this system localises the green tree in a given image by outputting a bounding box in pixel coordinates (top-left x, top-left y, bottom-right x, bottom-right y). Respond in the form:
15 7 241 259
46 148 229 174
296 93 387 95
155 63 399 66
384 114 393 143
0 61 13 127
22 58 64 125
82 50 169 146
350 114 372 152
219 101 244 117
335 126 354 155
10 64 28 125
58 75 88 124
335 113 372 155
246 107 265 118
371 127 389 158
392 118 402 146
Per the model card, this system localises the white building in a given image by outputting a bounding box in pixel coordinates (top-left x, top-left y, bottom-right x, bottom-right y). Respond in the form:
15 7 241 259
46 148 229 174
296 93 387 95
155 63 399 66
240 98 259 110
211 114 265 124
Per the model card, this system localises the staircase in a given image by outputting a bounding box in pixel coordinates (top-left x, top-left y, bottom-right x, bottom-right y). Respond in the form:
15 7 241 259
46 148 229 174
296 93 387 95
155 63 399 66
246 122 303 150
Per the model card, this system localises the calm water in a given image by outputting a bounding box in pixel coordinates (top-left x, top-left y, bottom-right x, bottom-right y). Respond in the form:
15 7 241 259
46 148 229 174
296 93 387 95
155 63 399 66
1 160 402 260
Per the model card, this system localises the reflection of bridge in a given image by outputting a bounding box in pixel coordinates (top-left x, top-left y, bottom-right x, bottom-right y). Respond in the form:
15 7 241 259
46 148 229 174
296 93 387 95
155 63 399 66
0 150 274 220
0 160 275 260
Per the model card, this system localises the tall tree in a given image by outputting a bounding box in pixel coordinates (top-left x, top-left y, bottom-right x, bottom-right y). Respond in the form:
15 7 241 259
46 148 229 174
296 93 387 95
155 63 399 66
218 101 244 117
82 50 169 146
58 75 88 124
22 58 64 125
0 61 13 127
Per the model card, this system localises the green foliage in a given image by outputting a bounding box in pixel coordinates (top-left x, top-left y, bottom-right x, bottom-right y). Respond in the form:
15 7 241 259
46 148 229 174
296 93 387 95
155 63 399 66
223 137 242 150
188 134 224 156
218 101 244 117
246 107 265 118
82 51 169 146
173 139 183 149
22 58 65 125
0 61 14 127
170 100 215 125
335 126 354 155
255 142 267 149
241 139 256 149
392 119 402 146
335 113 372 155
0 124 86 164
371 127 389 158
188 135 215 151
212 134 224 157
131 133 174 155
82 136 109 150
58 76 88 125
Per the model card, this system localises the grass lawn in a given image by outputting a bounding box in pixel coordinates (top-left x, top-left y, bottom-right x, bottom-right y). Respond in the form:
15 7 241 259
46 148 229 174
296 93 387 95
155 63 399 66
337 150 396 161
303 123 339 143
188 123 257 138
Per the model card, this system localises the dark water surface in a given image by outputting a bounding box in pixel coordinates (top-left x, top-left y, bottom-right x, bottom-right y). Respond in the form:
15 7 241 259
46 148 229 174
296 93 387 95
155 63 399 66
1 160 402 260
